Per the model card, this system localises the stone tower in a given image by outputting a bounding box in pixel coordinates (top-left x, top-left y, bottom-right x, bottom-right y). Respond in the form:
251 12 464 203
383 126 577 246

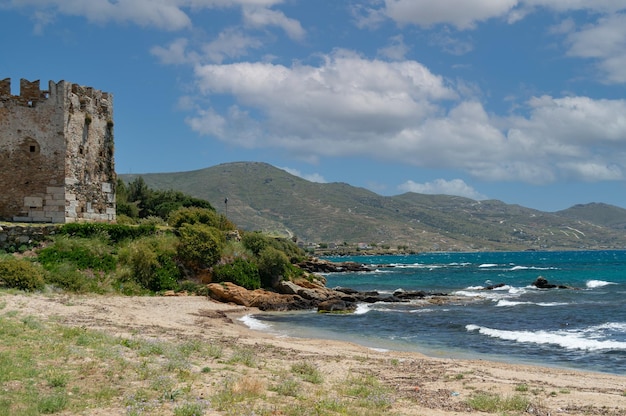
0 78 116 223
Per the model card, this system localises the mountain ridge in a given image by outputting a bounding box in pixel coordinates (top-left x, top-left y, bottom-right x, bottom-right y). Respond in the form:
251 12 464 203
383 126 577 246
120 162 626 252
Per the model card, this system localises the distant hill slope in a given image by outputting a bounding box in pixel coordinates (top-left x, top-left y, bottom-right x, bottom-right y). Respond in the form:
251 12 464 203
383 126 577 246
120 162 626 251
557 203 626 230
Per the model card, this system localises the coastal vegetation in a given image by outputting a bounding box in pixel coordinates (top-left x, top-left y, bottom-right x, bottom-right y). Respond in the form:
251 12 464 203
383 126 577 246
0 178 305 295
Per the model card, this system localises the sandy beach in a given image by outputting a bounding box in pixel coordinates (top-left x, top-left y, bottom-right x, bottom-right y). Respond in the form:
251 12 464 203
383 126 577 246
2 292 625 415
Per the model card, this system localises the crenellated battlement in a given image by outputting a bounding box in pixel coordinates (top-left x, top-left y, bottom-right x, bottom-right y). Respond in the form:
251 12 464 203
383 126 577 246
0 78 48 106
0 78 111 117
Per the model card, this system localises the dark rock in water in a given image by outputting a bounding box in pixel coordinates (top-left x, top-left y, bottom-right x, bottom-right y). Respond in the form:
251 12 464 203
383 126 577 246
392 288 449 300
297 258 372 273
393 289 427 299
361 294 402 303
483 283 506 290
333 286 360 295
318 299 357 313
532 276 575 289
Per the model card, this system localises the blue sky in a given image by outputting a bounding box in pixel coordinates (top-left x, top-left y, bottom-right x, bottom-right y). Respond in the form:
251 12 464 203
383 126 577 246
2 1 626 212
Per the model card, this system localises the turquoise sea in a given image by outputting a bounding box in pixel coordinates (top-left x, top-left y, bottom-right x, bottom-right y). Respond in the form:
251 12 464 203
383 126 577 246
243 250 626 375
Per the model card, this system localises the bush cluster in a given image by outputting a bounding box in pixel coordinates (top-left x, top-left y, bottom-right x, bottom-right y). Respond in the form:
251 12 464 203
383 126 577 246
0 186 308 295
119 234 180 292
242 232 305 263
117 177 215 222
38 236 116 272
212 258 261 290
169 207 233 230
0 257 45 291
59 223 156 243
176 223 225 271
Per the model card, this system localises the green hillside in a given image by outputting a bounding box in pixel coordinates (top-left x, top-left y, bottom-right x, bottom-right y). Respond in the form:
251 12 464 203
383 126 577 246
120 162 626 252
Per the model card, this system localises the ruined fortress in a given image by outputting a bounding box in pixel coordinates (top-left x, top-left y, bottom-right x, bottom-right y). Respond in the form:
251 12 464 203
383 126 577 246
0 78 116 223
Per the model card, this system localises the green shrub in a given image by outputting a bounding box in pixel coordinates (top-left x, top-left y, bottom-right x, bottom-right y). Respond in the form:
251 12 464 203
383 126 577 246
268 237 306 263
242 232 305 262
241 232 269 256
45 262 103 293
119 234 180 292
38 235 116 272
114 214 136 225
168 207 233 230
257 247 290 288
0 257 45 291
138 216 166 226
116 201 139 219
176 224 224 271
212 258 261 289
59 223 156 243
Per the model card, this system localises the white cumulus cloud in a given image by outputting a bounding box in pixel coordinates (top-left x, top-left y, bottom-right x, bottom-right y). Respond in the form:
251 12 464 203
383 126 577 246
187 48 626 185
242 6 305 40
280 167 327 183
398 179 487 200
564 13 626 84
373 0 519 29
189 49 457 151
9 0 192 31
5 0 298 32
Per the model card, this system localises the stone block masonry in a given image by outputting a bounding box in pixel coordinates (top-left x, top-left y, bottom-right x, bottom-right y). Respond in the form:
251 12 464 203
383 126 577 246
0 78 116 223
0 224 58 252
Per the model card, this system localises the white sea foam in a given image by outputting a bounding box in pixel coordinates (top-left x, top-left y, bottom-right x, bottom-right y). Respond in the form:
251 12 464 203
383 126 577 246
507 286 526 294
466 324 626 351
456 284 525 302
582 322 626 333
238 314 272 331
496 300 568 307
453 290 484 298
388 263 442 270
510 265 555 271
496 300 531 307
479 263 498 268
408 308 435 314
586 280 616 289
354 304 370 315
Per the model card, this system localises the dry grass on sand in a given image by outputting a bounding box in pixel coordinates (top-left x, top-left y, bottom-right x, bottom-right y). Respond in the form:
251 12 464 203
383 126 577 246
1 293 625 415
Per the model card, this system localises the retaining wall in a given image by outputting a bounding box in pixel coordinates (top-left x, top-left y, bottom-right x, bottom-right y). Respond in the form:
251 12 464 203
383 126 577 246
0 224 59 252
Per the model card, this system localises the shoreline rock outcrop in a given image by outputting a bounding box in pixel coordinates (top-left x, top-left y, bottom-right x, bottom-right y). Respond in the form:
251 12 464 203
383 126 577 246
207 278 452 312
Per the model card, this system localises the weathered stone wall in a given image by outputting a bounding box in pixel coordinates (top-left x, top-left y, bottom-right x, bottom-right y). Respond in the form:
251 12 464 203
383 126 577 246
0 78 116 223
0 79 66 222
63 81 116 222
0 224 58 252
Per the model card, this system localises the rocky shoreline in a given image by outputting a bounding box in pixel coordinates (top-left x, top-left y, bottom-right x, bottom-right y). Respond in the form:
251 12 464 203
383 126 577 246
207 257 452 312
206 258 578 313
